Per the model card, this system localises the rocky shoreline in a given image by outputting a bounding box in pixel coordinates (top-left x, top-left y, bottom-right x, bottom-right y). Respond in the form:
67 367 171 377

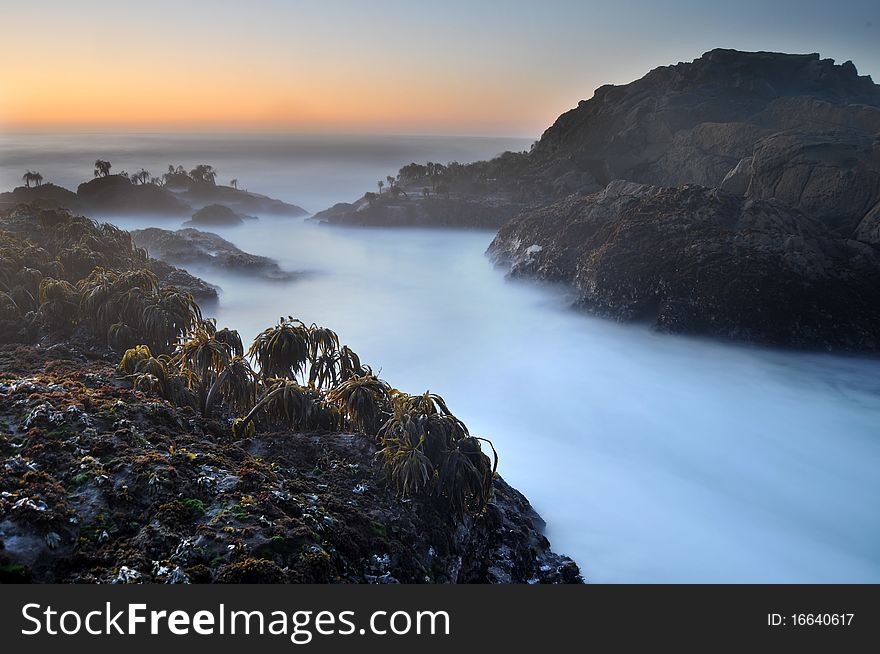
488 181 880 350
315 49 880 351
0 204 580 584
0 343 579 584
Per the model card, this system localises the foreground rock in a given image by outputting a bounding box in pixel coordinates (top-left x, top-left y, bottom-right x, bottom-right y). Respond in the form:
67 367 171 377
131 227 298 281
313 195 524 229
489 181 880 350
0 344 580 584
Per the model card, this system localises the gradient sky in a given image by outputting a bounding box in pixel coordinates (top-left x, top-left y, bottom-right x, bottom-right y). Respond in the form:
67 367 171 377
1 0 877 136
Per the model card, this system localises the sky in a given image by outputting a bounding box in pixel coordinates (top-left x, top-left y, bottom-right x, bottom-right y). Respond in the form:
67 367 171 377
0 0 877 137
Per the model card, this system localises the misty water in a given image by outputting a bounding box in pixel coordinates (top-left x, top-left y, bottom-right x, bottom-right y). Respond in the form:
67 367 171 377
4 134 880 582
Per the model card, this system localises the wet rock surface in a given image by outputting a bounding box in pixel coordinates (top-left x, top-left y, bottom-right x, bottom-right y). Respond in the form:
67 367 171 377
131 227 298 281
489 181 880 350
0 344 581 584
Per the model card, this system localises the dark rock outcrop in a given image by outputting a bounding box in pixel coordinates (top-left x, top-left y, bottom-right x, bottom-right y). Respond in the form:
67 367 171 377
0 184 83 212
131 227 298 281
3 177 307 221
76 175 190 215
313 196 523 229
480 49 880 349
489 181 880 350
186 203 244 226
743 131 880 234
524 49 880 238
182 184 308 217
148 260 219 302
0 344 580 584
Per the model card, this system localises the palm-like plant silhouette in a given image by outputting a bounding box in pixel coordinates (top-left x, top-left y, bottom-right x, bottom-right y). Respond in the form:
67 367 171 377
94 160 112 177
229 178 238 190
38 278 79 329
189 164 218 185
22 170 38 188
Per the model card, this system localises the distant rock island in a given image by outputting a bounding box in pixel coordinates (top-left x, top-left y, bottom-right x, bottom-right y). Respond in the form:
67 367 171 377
186 203 253 227
321 49 880 351
1 163 307 219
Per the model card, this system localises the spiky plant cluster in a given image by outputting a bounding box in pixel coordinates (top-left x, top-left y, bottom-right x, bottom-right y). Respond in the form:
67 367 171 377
326 374 391 434
247 317 311 379
117 313 499 520
378 392 497 518
0 207 199 349
122 321 256 417
77 267 201 353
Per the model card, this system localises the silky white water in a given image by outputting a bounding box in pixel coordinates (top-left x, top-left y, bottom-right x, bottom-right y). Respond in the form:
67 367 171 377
4 134 879 582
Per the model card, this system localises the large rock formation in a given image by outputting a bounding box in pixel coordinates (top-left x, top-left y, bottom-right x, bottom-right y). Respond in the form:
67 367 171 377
484 49 880 349
489 181 880 350
529 50 880 204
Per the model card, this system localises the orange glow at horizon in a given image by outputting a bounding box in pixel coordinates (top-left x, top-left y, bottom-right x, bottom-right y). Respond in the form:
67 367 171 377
7 1 873 136
1 61 549 134
0 3 587 137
